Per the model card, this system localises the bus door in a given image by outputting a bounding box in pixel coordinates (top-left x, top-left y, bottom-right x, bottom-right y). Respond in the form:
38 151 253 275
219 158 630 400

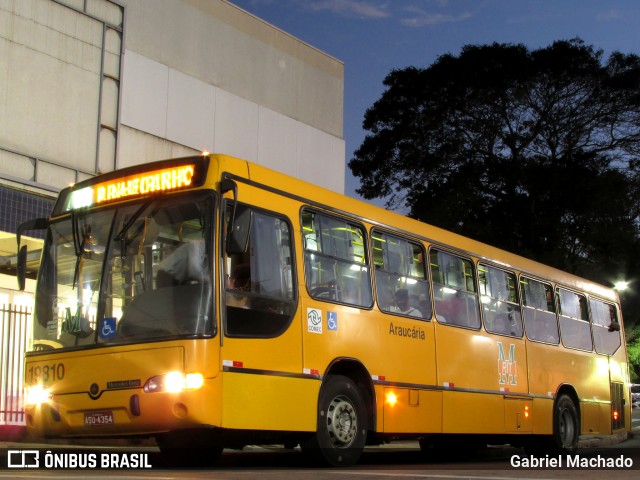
431 252 530 434
368 231 438 434
219 199 311 432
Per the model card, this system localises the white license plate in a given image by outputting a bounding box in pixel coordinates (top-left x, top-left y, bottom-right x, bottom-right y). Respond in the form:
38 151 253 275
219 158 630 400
84 411 114 426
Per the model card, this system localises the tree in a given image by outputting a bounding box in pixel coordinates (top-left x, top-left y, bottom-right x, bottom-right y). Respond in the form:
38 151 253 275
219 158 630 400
627 324 640 382
350 39 640 308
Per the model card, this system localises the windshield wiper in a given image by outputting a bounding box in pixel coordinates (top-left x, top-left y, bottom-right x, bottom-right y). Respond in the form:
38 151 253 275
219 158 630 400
71 210 82 257
72 215 91 289
114 198 154 260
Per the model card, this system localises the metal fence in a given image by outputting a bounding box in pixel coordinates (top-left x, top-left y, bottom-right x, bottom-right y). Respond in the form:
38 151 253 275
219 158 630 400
0 305 30 426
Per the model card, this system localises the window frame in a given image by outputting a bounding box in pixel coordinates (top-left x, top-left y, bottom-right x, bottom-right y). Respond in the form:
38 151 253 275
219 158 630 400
301 208 373 309
222 200 298 339
371 228 431 321
478 263 524 338
557 286 593 352
589 296 621 356
520 275 560 345
428 246 481 330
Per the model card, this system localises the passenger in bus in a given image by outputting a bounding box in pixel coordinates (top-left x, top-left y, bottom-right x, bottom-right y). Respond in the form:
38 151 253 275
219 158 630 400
156 239 206 287
433 295 449 323
391 289 422 317
226 263 251 308
436 291 468 326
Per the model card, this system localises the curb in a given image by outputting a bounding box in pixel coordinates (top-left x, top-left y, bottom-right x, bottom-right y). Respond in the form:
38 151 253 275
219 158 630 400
579 431 629 448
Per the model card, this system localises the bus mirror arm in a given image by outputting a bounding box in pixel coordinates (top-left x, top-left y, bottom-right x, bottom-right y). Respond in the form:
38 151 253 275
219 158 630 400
16 217 49 291
220 178 238 247
221 179 251 255
220 178 237 196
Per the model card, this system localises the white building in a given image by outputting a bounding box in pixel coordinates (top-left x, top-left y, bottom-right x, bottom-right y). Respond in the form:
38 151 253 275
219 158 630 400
0 0 345 304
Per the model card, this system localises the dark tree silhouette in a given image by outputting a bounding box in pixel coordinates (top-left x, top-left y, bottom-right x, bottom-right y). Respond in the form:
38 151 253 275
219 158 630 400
350 39 640 292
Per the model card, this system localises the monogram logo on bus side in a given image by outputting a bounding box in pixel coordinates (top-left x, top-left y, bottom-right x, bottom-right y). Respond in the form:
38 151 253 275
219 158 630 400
497 342 517 386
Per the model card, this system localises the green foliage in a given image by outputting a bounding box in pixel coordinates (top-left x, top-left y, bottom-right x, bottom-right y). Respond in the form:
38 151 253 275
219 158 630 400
351 39 640 328
627 325 640 382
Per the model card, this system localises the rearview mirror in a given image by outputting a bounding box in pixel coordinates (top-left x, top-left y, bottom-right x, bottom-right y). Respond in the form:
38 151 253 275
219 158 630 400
16 217 48 291
17 245 27 291
226 205 251 255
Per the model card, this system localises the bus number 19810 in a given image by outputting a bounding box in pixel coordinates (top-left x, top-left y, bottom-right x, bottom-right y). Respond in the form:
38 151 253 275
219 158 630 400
27 363 65 385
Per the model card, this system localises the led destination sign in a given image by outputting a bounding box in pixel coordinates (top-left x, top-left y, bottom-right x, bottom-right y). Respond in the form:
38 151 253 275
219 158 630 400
65 164 196 211
96 165 194 203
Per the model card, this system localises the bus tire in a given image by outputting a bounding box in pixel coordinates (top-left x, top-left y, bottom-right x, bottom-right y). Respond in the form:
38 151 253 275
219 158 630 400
302 375 367 467
551 395 579 453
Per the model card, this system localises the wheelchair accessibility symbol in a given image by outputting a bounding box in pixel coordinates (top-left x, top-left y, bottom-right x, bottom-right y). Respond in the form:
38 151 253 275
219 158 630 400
99 317 117 339
327 312 338 331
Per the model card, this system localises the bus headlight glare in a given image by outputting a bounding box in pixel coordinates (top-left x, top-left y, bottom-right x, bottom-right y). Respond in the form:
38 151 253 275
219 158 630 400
164 372 185 393
185 373 204 389
25 385 51 406
144 372 204 393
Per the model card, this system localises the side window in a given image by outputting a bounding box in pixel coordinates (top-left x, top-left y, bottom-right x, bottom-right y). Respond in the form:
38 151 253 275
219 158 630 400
302 210 373 308
521 277 559 344
558 288 592 351
430 249 480 328
224 204 296 337
479 264 522 337
372 230 431 320
589 299 621 355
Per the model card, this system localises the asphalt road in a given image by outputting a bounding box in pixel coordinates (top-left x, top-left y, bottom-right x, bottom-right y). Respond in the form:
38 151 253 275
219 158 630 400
0 408 637 479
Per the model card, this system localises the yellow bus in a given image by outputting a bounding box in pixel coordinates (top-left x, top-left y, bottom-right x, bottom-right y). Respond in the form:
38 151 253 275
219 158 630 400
17 153 630 466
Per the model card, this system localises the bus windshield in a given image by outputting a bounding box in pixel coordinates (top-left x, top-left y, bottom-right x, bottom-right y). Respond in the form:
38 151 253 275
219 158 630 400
31 192 214 352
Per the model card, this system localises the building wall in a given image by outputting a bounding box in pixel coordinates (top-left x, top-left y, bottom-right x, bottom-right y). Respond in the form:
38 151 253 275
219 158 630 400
117 0 345 190
119 50 345 189
122 0 343 138
0 0 345 303
0 0 122 192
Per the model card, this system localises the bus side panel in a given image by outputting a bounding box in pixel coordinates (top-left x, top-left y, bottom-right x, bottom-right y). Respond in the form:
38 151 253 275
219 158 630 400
221 371 318 431
526 341 611 435
435 323 529 434
531 398 553 434
382 388 442 434
442 391 503 433
376 314 439 434
581 401 603 435
504 397 533 433
301 296 439 434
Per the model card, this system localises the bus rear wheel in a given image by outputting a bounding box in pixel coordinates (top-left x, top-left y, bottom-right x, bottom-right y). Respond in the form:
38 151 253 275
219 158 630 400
302 375 367 467
551 395 579 453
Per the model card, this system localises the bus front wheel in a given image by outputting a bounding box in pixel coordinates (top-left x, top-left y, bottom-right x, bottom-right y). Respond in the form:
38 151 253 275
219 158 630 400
303 375 367 467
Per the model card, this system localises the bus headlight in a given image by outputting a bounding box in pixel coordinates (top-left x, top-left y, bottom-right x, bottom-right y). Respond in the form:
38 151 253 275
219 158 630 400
143 372 204 393
25 384 52 406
